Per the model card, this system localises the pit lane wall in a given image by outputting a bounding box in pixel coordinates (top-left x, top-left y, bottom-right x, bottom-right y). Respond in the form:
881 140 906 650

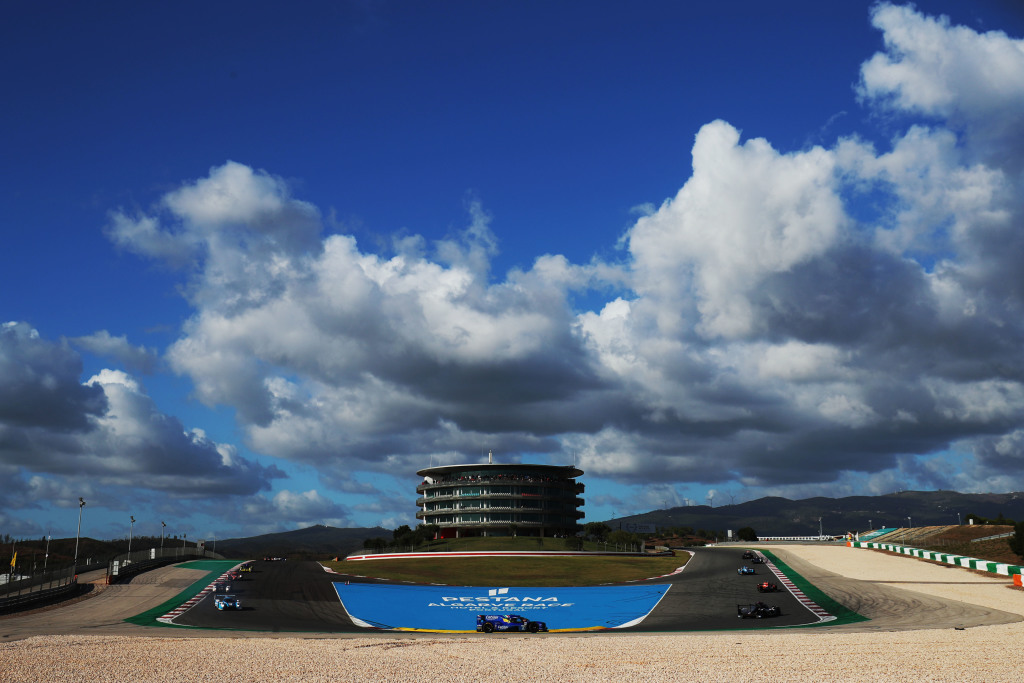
847 541 1024 585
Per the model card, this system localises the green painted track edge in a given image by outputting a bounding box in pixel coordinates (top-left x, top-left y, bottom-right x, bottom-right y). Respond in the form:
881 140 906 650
123 560 240 628
759 549 868 627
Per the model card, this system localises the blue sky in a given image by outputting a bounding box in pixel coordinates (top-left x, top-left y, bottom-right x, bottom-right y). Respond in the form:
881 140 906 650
3 1 1024 543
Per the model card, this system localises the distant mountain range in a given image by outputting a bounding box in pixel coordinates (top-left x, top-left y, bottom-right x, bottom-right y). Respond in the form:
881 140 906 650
603 490 1024 536
185 491 1024 557
215 524 390 559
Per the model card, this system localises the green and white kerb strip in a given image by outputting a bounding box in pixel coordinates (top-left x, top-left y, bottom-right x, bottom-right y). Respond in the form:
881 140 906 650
848 541 1024 579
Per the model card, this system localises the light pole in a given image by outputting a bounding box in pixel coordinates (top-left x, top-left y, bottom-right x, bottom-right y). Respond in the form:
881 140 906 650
818 517 823 541
44 533 50 571
127 516 135 563
957 512 961 525
161 521 166 550
869 519 873 532
74 498 86 568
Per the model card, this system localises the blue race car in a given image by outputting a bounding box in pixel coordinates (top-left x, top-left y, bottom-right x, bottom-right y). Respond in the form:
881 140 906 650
476 614 548 633
214 595 241 610
737 566 756 575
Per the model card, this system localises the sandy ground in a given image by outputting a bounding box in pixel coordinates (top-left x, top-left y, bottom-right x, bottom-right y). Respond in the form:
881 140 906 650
1 544 1022 682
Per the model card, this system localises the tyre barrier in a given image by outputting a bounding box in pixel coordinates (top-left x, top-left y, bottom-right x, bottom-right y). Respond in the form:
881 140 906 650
847 541 1023 583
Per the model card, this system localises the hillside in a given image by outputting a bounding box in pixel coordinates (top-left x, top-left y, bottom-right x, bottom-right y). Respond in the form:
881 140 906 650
214 524 390 559
606 490 1024 536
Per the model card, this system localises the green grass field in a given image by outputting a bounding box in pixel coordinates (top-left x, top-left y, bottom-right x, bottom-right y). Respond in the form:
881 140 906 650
356 535 646 554
325 553 688 586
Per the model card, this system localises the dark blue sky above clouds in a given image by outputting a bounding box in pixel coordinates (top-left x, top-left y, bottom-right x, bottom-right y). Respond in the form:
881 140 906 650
3 1 1024 541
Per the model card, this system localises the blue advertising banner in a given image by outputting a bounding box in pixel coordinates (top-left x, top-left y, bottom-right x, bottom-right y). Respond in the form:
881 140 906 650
333 583 671 632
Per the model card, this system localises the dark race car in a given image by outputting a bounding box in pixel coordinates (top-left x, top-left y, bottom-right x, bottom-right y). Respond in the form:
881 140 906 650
751 556 765 564
757 581 779 593
737 602 781 619
741 550 755 560
476 614 548 633
737 566 756 575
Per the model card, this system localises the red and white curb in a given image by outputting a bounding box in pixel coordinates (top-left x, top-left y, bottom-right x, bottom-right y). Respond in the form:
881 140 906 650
157 566 243 625
756 552 835 623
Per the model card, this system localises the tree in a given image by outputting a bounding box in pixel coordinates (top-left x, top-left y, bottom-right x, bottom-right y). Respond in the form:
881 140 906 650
392 525 412 541
583 522 611 542
736 527 758 542
1009 521 1024 561
607 530 640 550
363 537 387 551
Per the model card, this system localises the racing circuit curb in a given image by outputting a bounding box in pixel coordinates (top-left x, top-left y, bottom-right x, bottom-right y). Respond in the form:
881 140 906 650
156 564 245 624
754 551 835 623
847 541 1024 582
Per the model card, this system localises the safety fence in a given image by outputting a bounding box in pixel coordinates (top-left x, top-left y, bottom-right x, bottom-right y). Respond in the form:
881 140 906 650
107 546 223 584
0 564 79 613
847 540 1023 585
0 546 224 613
757 536 838 542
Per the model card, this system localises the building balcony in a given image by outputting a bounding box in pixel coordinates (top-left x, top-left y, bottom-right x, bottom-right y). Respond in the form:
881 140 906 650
417 478 580 494
419 491 581 505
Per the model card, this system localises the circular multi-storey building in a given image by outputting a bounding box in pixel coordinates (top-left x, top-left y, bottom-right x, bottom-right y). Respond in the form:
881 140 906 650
415 455 584 538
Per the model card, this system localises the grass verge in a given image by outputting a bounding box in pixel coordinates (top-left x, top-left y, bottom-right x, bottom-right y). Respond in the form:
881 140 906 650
123 560 238 628
326 554 688 586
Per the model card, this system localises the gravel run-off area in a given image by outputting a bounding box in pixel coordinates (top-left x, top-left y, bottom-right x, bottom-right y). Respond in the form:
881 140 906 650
2 544 1023 682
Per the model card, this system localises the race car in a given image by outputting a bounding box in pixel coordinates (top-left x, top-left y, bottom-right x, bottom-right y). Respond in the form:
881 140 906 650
751 556 765 564
226 570 242 581
476 614 548 633
737 566 756 575
757 581 779 593
213 580 232 592
737 602 781 619
238 562 254 572
741 550 755 559
214 595 241 610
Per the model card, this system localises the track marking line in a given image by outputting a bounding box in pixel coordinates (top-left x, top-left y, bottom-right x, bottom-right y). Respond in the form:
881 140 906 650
755 551 836 623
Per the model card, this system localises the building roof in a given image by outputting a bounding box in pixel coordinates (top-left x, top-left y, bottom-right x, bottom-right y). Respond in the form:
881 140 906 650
416 462 583 478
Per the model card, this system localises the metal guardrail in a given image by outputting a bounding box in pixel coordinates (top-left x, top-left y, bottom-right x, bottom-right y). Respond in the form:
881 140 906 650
0 564 78 614
0 546 225 612
0 579 80 613
972 531 1015 543
107 546 224 584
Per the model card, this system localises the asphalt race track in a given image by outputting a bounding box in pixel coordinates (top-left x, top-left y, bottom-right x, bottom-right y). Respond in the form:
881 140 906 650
173 548 818 633
176 560 358 633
